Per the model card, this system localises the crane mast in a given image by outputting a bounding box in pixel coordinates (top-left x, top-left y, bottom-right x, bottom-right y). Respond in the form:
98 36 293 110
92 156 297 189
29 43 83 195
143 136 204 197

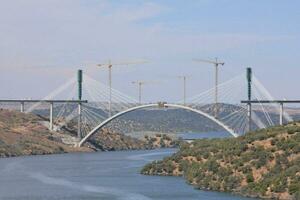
132 80 158 104
97 59 148 116
193 58 225 118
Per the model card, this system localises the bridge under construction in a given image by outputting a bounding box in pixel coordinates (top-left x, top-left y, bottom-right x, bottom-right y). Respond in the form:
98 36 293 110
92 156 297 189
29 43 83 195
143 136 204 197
0 68 297 147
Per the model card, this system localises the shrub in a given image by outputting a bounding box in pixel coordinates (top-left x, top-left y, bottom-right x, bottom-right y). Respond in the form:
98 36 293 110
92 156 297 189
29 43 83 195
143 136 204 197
246 173 254 183
289 183 300 194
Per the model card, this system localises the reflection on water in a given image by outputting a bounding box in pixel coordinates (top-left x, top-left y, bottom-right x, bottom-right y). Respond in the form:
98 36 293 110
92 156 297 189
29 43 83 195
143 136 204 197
0 148 255 200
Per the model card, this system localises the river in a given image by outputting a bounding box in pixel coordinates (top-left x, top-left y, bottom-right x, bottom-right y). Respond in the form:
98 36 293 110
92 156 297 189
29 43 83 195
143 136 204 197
0 148 256 200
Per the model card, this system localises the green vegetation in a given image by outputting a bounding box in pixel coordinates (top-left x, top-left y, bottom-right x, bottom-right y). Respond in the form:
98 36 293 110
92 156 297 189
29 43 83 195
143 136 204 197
89 131 179 151
141 123 300 200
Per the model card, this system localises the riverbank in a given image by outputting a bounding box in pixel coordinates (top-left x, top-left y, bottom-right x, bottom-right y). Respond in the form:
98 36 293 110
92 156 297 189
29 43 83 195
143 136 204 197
141 123 300 200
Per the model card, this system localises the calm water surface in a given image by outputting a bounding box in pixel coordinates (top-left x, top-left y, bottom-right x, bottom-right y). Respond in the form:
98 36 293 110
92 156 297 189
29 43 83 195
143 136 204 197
0 148 256 200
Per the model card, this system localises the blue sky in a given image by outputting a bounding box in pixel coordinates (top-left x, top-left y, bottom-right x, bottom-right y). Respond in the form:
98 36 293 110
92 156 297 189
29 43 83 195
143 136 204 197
0 0 299 102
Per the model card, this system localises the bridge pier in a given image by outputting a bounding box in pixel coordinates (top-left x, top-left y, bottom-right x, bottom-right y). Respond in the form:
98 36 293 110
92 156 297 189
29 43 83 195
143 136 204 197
20 102 24 113
247 103 252 132
49 102 53 131
279 102 284 125
77 103 82 139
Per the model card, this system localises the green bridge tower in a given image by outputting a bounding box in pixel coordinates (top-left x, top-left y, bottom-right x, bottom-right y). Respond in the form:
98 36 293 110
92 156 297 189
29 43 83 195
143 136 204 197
77 69 83 139
247 67 252 132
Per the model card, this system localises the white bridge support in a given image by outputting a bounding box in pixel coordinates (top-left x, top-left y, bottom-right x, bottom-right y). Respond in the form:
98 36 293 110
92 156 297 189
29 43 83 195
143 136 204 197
241 100 295 126
49 102 53 131
20 102 25 113
77 102 239 147
247 103 252 132
77 103 82 139
0 99 88 134
279 102 284 125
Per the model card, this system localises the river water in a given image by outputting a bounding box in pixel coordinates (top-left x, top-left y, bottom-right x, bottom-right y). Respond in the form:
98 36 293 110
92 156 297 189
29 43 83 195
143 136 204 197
0 148 256 200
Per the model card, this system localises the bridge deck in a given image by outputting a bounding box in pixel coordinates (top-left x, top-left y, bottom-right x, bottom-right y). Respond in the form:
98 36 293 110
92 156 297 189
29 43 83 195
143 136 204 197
0 100 88 103
241 100 300 104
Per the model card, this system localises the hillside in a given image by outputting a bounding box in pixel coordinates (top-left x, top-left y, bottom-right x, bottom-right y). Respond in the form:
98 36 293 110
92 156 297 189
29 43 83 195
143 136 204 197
141 123 300 200
0 109 179 157
0 109 91 157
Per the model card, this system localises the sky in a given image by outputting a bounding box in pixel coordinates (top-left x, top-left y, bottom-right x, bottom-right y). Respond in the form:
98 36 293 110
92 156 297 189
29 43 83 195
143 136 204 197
0 0 300 102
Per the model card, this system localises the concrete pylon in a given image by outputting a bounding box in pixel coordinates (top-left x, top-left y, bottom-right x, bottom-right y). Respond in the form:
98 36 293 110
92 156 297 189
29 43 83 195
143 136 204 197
246 67 252 132
77 69 83 139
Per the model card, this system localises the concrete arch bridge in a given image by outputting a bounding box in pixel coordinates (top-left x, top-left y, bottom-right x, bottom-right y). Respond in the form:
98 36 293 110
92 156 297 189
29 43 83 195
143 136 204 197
78 102 240 147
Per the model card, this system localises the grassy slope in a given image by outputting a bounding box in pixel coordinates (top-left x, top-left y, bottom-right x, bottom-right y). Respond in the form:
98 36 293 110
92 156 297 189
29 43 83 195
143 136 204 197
0 109 91 157
141 123 300 200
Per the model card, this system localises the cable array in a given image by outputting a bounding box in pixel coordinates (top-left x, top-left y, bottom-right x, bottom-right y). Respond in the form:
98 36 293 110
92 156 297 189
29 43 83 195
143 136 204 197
9 71 295 138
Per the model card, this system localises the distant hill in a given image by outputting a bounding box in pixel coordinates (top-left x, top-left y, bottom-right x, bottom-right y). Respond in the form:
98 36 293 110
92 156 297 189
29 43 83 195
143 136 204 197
106 103 288 134
31 103 299 135
141 123 300 200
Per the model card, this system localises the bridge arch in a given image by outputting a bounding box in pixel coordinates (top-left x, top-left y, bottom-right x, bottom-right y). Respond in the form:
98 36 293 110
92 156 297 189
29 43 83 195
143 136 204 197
78 103 239 147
